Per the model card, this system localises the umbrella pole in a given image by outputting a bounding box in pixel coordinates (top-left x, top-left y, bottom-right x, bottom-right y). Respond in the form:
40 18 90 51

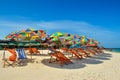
29 42 32 61
3 44 6 68
40 41 43 54
42 45 43 54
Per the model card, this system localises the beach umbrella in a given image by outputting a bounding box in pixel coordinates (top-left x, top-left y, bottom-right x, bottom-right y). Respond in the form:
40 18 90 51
7 42 16 47
51 38 58 42
0 43 5 46
50 32 64 38
0 43 5 49
17 42 25 47
5 31 20 39
49 32 65 48
5 28 47 42
24 43 30 47
86 39 99 47
80 36 89 45
17 29 46 59
8 42 16 45
32 42 40 46
65 36 73 41
56 33 80 48
60 34 82 48
26 42 40 47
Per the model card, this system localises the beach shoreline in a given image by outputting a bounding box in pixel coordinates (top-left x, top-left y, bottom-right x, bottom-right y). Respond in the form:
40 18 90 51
0 50 120 80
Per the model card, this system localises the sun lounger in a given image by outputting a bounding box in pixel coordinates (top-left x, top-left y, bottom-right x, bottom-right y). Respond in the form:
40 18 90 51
27 48 40 55
69 49 83 59
16 48 27 65
60 48 71 57
86 48 96 55
32 48 40 54
49 51 73 66
92 48 104 54
4 48 17 67
16 48 27 59
56 51 73 64
61 48 69 52
77 48 91 57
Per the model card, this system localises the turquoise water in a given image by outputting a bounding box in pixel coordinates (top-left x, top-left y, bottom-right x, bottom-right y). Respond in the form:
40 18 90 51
111 48 120 53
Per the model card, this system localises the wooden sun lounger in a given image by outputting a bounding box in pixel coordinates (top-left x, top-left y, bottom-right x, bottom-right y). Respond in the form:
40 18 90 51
77 48 91 57
69 49 83 59
3 48 17 67
86 48 96 55
49 51 73 66
27 48 40 55
61 48 70 52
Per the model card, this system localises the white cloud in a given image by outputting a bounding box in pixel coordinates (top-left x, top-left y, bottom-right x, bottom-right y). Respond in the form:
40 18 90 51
0 20 119 48
36 20 120 48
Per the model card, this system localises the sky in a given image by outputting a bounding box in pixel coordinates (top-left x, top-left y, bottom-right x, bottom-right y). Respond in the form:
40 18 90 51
0 0 120 48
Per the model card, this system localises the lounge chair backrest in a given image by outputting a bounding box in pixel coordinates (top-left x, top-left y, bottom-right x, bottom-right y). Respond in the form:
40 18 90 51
16 48 26 59
7 49 17 61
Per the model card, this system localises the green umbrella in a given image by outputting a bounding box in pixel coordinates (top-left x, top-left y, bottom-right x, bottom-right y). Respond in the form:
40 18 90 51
32 43 40 46
24 43 30 47
28 42 40 46
8 42 16 46
50 32 64 38
51 38 58 41
65 36 73 40
0 43 5 46
17 43 25 47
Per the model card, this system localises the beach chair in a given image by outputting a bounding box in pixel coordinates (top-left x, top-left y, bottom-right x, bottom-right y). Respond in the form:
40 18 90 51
49 51 73 66
16 48 26 59
69 49 83 59
3 48 17 67
27 48 34 54
77 48 91 57
92 47 104 54
56 51 73 64
27 48 40 55
61 48 72 58
16 48 27 65
32 48 40 54
86 48 96 55
49 52 60 62
61 48 69 53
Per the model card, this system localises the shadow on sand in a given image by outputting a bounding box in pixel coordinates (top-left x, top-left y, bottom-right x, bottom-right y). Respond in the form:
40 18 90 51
27 53 49 57
89 52 112 60
41 52 112 69
1 58 37 68
41 58 86 69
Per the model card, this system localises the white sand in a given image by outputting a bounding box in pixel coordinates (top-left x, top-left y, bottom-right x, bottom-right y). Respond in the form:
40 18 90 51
0 50 120 80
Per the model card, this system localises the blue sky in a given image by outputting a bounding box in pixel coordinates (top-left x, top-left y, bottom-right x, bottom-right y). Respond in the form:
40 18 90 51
0 0 120 48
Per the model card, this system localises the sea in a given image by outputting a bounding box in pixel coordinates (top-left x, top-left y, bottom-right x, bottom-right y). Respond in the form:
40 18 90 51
111 48 120 53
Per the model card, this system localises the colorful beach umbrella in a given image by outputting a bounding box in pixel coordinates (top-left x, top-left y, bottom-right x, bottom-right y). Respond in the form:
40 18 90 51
86 39 99 47
80 36 89 45
5 28 47 42
50 32 64 38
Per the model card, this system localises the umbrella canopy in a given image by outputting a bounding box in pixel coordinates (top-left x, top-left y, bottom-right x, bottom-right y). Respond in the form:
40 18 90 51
17 42 25 46
80 36 89 45
0 43 5 46
7 42 16 46
5 28 47 42
30 43 40 47
50 32 64 38
86 39 99 47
